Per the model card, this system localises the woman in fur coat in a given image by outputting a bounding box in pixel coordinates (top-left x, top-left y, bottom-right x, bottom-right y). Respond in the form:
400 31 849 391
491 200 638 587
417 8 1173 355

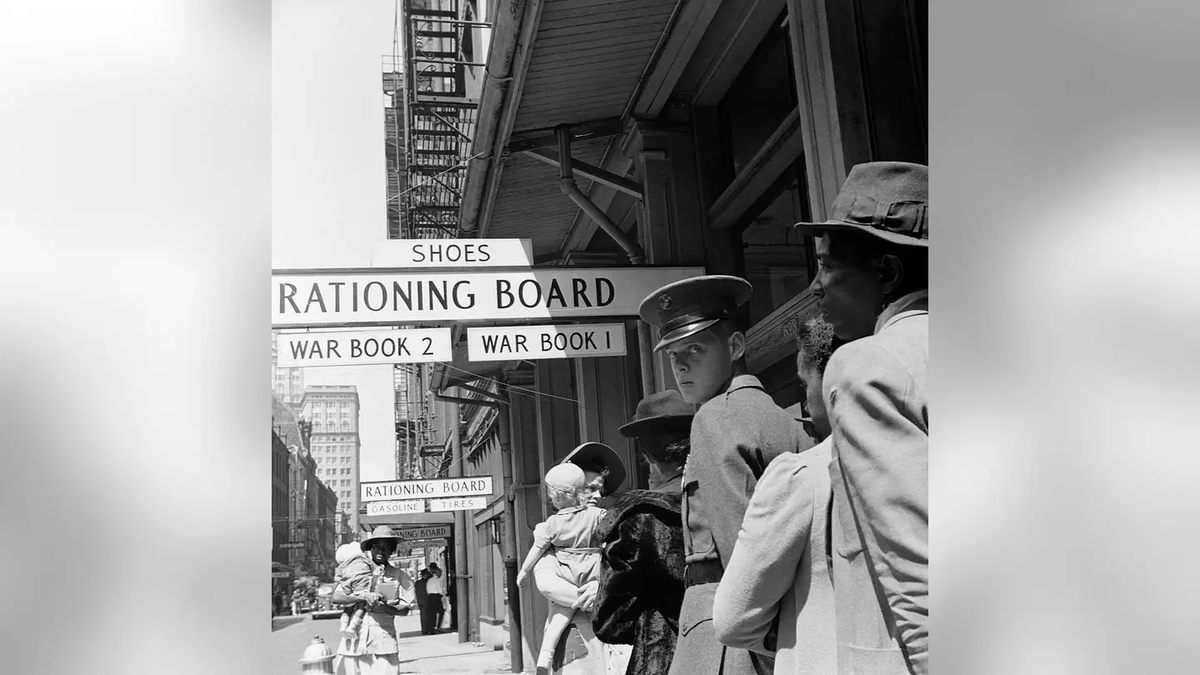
592 390 694 675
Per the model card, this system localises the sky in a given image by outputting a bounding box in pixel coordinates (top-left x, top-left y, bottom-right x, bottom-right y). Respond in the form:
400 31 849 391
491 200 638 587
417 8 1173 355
272 0 400 482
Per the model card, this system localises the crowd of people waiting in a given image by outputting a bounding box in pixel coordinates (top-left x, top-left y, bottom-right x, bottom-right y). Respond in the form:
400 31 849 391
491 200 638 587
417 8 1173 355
323 161 928 675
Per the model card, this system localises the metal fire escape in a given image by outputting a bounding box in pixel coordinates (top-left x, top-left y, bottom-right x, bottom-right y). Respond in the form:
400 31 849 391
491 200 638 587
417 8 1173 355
386 1 490 474
394 0 488 240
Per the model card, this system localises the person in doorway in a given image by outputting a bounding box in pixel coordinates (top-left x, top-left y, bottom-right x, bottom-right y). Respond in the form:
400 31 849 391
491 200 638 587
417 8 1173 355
331 526 417 675
713 316 841 674
426 563 446 632
593 390 694 675
793 161 929 675
638 275 807 675
414 569 433 635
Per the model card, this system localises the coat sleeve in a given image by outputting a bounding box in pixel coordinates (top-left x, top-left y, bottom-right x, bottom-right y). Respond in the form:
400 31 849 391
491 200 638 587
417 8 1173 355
825 341 929 674
593 515 647 644
712 455 812 655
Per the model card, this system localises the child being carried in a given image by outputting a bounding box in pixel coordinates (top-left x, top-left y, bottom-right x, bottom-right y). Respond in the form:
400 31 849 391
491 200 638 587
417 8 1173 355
334 543 375 640
517 462 608 675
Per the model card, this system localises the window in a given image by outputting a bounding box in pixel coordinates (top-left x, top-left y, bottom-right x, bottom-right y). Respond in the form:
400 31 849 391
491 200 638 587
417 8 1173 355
738 167 814 326
717 12 797 190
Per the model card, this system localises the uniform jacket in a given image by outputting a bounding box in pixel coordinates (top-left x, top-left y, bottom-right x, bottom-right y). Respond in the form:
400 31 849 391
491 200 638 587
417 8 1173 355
713 440 836 675
671 374 806 675
594 489 685 675
824 291 928 675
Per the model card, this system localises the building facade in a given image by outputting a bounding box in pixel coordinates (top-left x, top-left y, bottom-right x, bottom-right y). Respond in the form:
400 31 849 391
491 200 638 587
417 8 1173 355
271 332 306 407
374 0 926 661
270 426 292 598
300 385 363 540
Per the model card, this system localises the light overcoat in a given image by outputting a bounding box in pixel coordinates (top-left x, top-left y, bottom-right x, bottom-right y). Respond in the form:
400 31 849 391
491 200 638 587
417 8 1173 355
712 440 837 675
668 375 806 675
823 292 929 675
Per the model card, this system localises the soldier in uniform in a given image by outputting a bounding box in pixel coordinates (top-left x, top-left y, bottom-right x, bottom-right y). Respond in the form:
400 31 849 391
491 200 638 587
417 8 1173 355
638 275 807 675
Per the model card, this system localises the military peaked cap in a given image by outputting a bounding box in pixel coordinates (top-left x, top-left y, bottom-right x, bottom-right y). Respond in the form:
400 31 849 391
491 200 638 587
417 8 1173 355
638 275 753 351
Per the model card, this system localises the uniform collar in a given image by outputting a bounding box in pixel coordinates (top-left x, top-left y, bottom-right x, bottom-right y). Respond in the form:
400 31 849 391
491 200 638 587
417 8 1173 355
876 290 929 333
726 374 764 394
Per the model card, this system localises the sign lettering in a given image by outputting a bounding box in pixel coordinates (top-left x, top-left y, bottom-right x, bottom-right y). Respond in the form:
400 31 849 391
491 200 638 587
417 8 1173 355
277 328 452 367
467 323 626 361
366 500 426 516
271 267 704 327
430 496 486 512
372 238 534 268
360 476 494 503
395 525 451 540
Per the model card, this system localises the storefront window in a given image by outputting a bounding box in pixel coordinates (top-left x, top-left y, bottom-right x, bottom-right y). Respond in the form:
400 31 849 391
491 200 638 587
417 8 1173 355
717 12 797 188
738 168 813 326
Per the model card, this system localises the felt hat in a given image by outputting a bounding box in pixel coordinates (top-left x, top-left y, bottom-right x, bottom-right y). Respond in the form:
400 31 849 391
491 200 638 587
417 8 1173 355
618 390 695 438
793 161 928 247
360 525 401 552
561 441 626 496
638 275 753 351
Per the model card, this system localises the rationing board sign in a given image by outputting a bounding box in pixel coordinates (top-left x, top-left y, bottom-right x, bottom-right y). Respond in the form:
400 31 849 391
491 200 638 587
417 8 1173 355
277 328 452 367
467 323 625 361
360 476 494 503
396 525 451 540
271 267 704 327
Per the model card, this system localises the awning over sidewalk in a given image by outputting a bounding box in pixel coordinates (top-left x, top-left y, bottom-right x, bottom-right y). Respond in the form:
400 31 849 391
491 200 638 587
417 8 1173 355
463 0 682 260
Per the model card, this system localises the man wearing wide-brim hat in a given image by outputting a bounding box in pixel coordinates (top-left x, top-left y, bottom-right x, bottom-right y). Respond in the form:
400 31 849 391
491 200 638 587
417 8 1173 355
589 390 695 675
638 275 808 675
794 160 929 675
331 525 417 675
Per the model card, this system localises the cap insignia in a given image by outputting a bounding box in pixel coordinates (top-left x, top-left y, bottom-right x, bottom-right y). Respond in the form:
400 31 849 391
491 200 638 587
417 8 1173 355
659 293 673 310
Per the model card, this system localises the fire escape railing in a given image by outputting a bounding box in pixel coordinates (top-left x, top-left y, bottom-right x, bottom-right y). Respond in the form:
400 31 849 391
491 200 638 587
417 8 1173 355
395 0 489 241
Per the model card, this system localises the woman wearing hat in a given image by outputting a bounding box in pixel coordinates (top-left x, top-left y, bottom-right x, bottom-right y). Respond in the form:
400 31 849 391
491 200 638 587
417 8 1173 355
794 161 929 675
529 441 628 673
591 390 694 675
331 526 417 675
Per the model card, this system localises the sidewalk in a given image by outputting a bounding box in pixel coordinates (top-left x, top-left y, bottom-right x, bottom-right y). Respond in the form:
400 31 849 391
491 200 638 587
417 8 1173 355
392 614 511 675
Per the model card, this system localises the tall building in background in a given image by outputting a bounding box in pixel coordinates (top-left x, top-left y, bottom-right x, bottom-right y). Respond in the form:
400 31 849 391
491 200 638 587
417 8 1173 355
300 385 362 542
271 332 306 406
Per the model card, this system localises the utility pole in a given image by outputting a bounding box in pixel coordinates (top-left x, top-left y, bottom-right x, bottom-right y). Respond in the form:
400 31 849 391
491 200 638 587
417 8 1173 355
449 391 471 643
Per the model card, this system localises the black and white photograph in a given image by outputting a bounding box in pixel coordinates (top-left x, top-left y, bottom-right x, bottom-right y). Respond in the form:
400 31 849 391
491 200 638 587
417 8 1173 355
270 0 925 673
10 1 1200 675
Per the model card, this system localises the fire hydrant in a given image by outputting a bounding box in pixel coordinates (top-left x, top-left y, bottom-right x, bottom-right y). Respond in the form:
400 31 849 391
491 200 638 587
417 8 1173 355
299 636 335 673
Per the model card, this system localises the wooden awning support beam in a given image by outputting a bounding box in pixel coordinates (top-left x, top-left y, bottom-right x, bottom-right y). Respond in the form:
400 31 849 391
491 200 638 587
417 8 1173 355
521 148 643 199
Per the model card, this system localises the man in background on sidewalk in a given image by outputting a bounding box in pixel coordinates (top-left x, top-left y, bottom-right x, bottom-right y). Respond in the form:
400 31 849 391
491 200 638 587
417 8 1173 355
415 569 434 635
427 563 446 632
